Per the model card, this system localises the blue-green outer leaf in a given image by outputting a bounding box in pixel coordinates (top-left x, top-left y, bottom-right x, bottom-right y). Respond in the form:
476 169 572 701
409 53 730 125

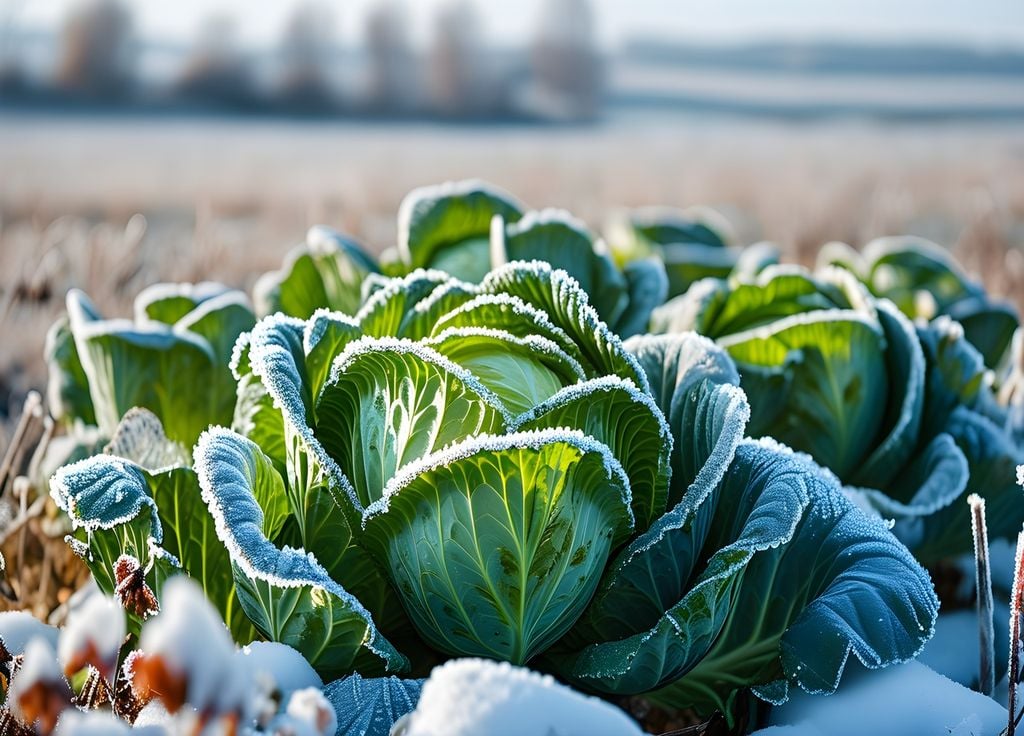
323 673 423 736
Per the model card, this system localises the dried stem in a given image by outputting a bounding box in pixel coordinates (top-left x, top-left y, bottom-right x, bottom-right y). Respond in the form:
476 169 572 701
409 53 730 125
0 391 42 495
25 414 54 485
0 494 47 547
969 494 996 696
1006 529 1024 736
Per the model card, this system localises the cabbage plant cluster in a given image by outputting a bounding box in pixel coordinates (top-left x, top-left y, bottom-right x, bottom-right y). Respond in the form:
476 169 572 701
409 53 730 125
820 236 1020 369
652 261 1024 564
41 180 969 729
48 274 935 719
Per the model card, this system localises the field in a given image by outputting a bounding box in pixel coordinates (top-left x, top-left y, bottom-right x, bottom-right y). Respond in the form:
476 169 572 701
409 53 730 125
1 109 1023 734
2 112 1024 435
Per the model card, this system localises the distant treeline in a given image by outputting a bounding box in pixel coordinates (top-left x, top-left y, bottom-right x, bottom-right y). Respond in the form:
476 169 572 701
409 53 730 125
625 38 1024 76
0 0 604 122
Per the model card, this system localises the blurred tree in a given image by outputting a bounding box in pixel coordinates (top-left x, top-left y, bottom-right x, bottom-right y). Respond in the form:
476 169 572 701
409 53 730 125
530 0 603 120
364 1 416 114
175 15 260 111
428 1 486 118
277 2 338 113
0 63 28 98
0 0 27 96
53 0 134 101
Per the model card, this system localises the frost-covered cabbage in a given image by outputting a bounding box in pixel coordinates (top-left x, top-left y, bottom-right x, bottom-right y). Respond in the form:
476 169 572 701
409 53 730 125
257 180 667 339
52 259 937 723
253 226 380 320
653 264 1024 563
605 204 778 299
820 236 1020 369
44 282 255 447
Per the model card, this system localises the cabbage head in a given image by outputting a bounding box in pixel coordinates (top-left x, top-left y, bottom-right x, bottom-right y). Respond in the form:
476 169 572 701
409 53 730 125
652 264 1024 563
51 262 937 719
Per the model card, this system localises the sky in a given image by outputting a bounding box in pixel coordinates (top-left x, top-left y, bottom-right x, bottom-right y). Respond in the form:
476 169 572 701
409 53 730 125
8 0 1024 50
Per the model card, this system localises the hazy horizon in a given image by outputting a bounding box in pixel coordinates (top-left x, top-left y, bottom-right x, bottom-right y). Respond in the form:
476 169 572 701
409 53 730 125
7 0 1024 51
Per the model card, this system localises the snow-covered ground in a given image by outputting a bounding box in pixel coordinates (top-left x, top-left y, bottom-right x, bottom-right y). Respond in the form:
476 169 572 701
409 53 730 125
756 660 1007 736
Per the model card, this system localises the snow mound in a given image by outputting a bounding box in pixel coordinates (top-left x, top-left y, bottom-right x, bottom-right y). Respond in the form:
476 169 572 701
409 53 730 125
0 611 59 654
54 710 164 735
397 658 642 736
236 641 323 695
138 576 241 715
917 607 1010 688
58 594 124 677
268 687 338 736
759 661 1006 736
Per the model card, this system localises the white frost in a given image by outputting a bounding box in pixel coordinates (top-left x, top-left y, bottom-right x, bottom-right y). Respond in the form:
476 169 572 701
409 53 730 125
131 700 177 729
53 710 146 735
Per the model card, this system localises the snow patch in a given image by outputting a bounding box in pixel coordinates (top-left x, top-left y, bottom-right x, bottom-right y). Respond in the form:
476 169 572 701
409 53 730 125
760 661 1006 736
236 641 323 695
54 710 148 735
57 594 124 676
917 607 1010 688
271 687 338 736
8 637 69 725
0 611 59 654
398 658 642 736
138 577 239 715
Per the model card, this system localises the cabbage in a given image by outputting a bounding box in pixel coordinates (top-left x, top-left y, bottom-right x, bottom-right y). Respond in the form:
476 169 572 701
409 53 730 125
52 262 936 718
